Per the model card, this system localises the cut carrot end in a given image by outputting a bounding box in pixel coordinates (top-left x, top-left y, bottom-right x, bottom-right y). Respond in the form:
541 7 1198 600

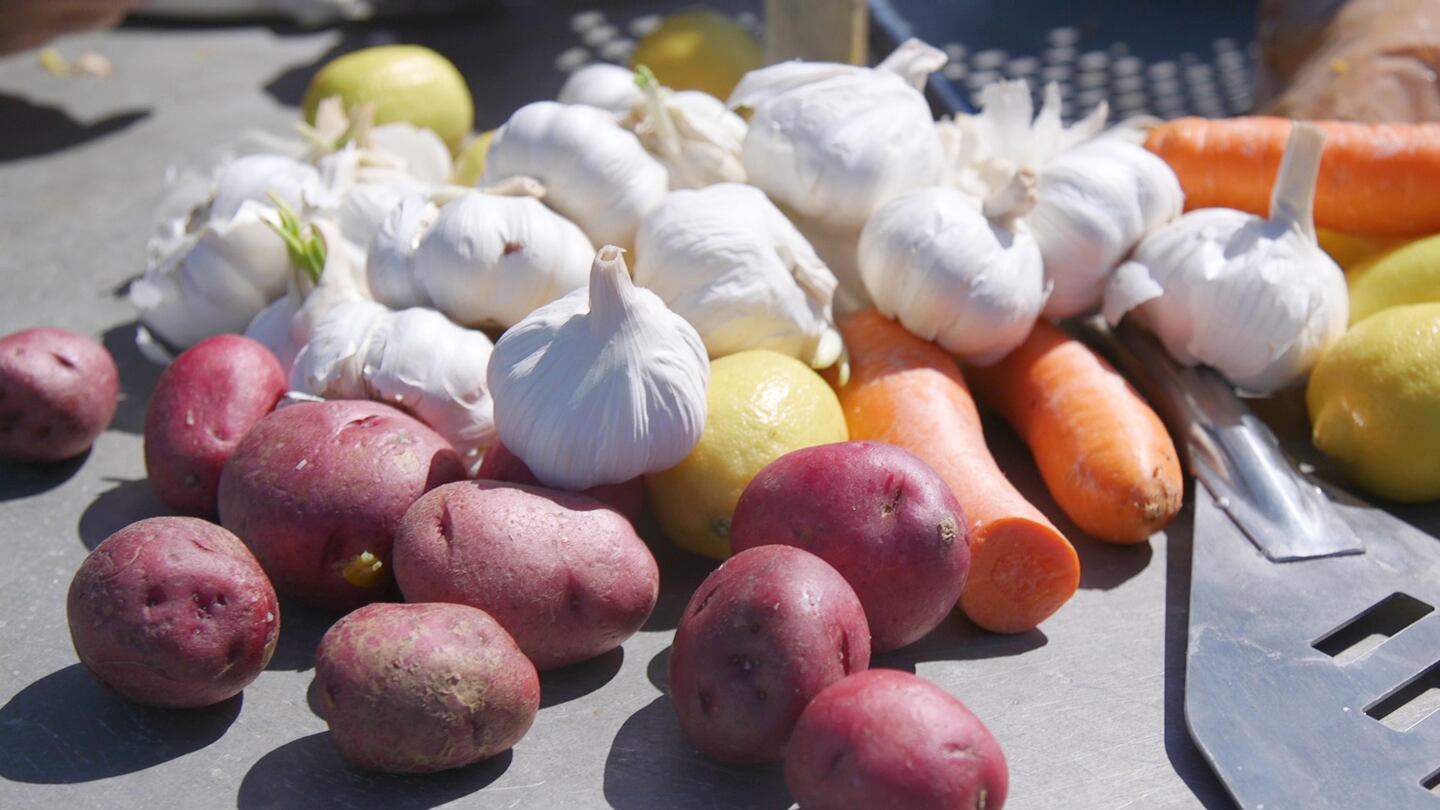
960 517 1080 635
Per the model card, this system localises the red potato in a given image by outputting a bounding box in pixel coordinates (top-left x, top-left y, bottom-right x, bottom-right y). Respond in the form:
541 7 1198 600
313 602 539 773
786 669 1009 810
66 517 279 708
144 335 286 515
730 441 970 652
668 545 871 765
477 439 646 524
393 480 659 670
218 400 466 611
0 327 118 462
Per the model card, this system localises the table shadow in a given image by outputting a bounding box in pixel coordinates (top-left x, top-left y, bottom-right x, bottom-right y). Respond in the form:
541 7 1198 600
541 646 625 708
0 663 240 784
102 322 165 436
265 596 344 673
236 731 511 810
76 476 170 549
603 694 791 810
0 94 150 164
1160 501 1242 809
0 451 88 502
871 611 1049 674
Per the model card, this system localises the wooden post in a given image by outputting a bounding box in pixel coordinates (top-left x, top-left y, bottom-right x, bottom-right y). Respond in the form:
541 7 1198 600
764 0 869 65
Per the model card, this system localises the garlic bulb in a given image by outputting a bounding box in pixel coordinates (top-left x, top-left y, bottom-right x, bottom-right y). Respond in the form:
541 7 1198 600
244 218 372 373
557 63 646 116
634 183 842 372
488 245 708 491
1029 137 1183 318
1102 123 1348 394
365 192 438 310
365 185 594 328
290 300 496 468
132 200 292 350
859 177 1048 366
480 101 668 251
336 175 429 250
728 38 947 229
628 69 747 189
209 154 326 221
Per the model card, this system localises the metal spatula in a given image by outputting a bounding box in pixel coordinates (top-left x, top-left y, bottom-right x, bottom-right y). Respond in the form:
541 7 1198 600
1091 322 1440 809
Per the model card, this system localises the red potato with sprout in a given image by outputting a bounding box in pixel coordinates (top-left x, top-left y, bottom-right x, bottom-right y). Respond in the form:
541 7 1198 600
312 602 539 773
67 517 280 708
0 327 118 463
393 480 658 670
668 545 871 764
730 441 970 652
218 400 466 611
144 335 286 515
786 669 1009 810
476 439 646 524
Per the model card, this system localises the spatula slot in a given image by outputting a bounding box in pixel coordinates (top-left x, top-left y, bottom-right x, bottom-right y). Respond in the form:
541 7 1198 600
1366 660 1440 732
1422 767 1440 794
1312 593 1434 665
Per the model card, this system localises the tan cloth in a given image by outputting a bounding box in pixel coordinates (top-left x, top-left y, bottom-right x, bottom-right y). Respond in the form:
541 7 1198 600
1259 0 1440 122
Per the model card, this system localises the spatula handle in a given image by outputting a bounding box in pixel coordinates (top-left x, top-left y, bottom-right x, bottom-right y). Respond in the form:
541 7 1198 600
1082 320 1362 561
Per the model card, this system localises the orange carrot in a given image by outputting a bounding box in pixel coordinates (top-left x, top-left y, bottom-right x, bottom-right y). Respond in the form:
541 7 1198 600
832 309 1079 635
967 321 1183 545
1145 116 1440 236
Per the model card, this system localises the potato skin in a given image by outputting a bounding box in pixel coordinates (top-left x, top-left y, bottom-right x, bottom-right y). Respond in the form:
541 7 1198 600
786 669 1009 810
731 441 970 652
668 545 871 764
476 439 646 524
145 335 286 516
0 327 118 462
66 517 280 708
313 602 540 773
393 480 659 670
218 400 466 611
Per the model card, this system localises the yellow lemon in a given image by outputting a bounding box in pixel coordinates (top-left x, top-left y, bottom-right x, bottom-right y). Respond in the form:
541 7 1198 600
1346 232 1440 325
1317 228 1408 272
1307 303 1440 502
303 45 474 153
647 350 848 559
450 129 495 186
631 9 762 101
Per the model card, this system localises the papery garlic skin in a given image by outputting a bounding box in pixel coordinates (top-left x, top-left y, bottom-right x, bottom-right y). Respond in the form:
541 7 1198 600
787 212 871 315
244 219 372 373
1030 137 1184 318
413 191 594 329
629 88 748 190
209 154 325 221
489 245 709 491
1102 123 1348 394
729 38 946 230
290 300 496 468
859 184 1048 365
337 176 429 250
558 63 646 116
634 183 842 370
366 193 439 310
480 101 668 251
132 200 292 350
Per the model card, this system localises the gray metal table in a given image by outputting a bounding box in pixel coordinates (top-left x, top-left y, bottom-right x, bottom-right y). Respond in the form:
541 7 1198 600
0 10 1239 809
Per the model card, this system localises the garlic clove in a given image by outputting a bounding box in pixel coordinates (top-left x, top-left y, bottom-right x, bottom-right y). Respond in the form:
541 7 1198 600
367 122 453 185
367 193 439 310
558 63 647 117
413 191 594 329
728 39 946 230
1031 137 1183 318
859 186 1048 366
209 154 324 223
480 101 668 252
634 183 843 371
489 245 709 492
